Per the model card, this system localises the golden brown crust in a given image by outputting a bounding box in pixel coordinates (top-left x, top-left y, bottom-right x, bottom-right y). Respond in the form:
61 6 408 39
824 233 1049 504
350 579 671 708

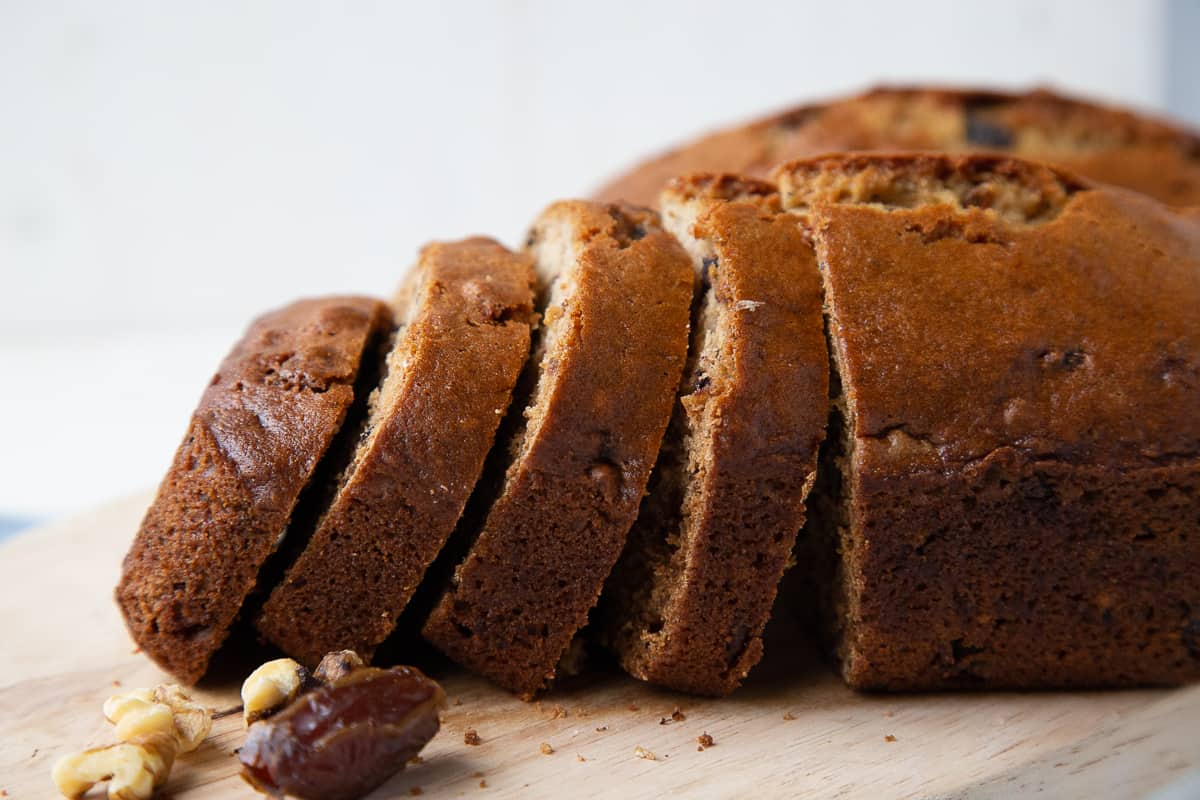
602 174 828 695
777 153 1200 689
421 201 693 698
775 153 1198 468
255 239 537 666
115 297 390 683
594 86 1200 207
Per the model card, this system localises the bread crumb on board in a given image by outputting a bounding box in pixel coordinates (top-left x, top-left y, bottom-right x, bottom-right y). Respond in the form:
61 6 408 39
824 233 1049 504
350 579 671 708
464 729 482 746
633 745 657 761
577 753 586 762
885 734 898 743
660 706 687 724
697 732 715 751
479 779 488 789
540 742 555 755
782 711 796 721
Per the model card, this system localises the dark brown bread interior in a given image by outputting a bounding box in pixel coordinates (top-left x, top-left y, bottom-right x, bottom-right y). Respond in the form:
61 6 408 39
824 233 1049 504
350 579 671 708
115 296 390 683
601 175 828 696
255 239 537 666
595 87 1200 208
776 153 1200 689
421 201 693 698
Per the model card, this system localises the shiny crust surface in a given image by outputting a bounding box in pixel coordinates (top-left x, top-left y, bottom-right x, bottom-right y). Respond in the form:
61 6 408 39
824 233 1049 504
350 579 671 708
115 296 389 683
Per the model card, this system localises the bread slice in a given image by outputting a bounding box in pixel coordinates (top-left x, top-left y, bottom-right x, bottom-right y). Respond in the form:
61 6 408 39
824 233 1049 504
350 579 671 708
422 201 693 697
599 175 828 696
255 238 537 666
115 297 390 683
774 153 1200 689
595 87 1200 208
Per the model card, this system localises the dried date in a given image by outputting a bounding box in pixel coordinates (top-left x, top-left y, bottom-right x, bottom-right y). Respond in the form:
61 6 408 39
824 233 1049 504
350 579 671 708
239 665 445 800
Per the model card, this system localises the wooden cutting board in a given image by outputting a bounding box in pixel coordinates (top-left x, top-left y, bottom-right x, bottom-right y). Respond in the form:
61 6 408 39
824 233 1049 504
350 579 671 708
1 494 1198 799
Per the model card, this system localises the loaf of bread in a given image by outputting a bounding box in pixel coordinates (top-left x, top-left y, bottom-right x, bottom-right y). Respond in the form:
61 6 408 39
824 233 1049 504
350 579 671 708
114 121 1200 698
600 175 828 695
254 239 537 666
596 87 1200 208
421 202 693 697
115 297 390 683
773 153 1200 688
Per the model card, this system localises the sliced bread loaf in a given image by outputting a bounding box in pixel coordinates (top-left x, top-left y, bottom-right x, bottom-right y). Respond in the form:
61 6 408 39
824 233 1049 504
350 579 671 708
255 238 537 666
115 297 390 683
422 202 693 697
775 153 1200 688
601 175 828 695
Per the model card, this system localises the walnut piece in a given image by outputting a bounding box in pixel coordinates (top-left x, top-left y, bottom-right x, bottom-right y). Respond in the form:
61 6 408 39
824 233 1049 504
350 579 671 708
313 650 365 684
53 683 211 800
52 742 172 800
242 658 311 726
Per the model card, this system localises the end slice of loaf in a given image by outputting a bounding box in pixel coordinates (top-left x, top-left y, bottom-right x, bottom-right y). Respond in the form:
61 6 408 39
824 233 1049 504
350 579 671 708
422 201 693 698
115 296 390 683
601 174 828 695
773 153 1200 689
255 238 537 666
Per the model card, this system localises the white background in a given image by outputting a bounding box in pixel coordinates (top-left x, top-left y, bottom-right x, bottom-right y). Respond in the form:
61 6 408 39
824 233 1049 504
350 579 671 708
1 0 1195 525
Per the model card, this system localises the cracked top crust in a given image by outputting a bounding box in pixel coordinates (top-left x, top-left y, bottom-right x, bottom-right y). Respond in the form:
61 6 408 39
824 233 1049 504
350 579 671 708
774 153 1200 474
595 86 1200 208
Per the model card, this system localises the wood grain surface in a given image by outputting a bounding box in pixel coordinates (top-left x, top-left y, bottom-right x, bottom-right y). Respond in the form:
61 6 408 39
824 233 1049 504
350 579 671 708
1 494 1197 799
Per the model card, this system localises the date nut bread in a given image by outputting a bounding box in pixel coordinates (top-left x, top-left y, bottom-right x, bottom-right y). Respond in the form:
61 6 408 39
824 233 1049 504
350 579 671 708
775 153 1200 689
255 239 537 666
115 297 390 683
601 175 828 695
422 201 693 698
596 87 1200 208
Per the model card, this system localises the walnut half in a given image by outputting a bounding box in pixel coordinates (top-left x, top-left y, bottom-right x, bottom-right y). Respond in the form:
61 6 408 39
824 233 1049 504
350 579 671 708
52 742 173 800
53 683 212 800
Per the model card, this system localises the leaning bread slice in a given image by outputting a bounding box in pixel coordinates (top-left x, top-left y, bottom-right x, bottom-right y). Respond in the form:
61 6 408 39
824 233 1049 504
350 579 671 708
255 238 537 666
422 201 693 697
600 175 828 695
115 296 390 684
